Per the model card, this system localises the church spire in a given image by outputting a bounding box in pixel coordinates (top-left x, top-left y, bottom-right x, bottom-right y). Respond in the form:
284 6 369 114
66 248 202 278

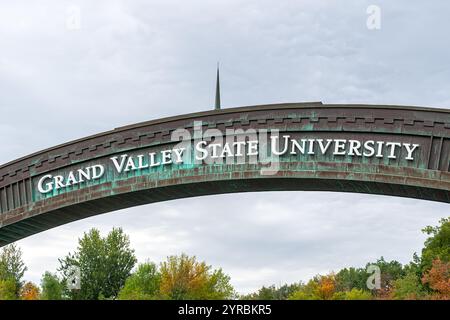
215 62 221 110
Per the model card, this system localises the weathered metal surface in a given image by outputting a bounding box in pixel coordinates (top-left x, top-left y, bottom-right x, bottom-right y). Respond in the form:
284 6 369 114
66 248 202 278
0 102 449 246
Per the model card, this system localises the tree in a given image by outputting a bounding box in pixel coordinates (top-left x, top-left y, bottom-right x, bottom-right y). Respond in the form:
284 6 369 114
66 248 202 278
421 258 450 299
314 274 336 300
289 273 373 300
20 281 40 300
342 288 372 300
118 263 161 300
288 280 319 300
365 257 405 297
288 275 336 300
59 228 137 300
0 244 27 296
391 271 424 300
40 272 64 300
102 228 138 298
159 254 235 300
205 268 236 299
335 267 367 292
420 218 450 273
240 283 302 300
272 284 303 300
0 279 17 300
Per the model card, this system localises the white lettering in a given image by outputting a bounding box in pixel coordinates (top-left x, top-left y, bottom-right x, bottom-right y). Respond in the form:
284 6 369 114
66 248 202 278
110 154 128 173
37 174 54 194
404 143 419 161
333 139 347 155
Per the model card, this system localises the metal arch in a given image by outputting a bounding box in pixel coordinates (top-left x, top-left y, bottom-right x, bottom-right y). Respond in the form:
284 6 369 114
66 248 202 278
0 102 449 246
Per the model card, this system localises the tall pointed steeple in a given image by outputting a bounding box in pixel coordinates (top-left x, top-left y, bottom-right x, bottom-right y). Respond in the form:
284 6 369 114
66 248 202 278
215 62 221 110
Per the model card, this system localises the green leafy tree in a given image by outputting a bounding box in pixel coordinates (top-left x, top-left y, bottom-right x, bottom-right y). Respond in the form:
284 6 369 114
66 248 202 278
102 228 138 298
0 278 17 300
335 267 367 292
204 268 236 299
118 263 161 300
241 283 302 300
420 218 450 273
365 257 405 295
0 244 27 296
40 272 64 300
402 252 422 281
59 228 137 300
342 288 372 300
159 254 235 300
274 284 303 300
288 280 319 300
391 271 424 300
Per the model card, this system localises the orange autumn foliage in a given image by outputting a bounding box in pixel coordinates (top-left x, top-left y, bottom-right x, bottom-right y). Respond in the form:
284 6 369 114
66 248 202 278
422 259 450 299
316 275 336 300
20 282 40 300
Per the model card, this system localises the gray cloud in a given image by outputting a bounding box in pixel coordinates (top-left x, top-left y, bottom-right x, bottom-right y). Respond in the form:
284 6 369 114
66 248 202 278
1 0 449 293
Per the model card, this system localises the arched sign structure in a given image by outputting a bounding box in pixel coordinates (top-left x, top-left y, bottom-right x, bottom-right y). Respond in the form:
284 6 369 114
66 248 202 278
0 102 449 246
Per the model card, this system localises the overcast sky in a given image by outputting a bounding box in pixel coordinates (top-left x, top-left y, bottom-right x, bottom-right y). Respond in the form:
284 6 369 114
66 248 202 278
0 0 449 294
